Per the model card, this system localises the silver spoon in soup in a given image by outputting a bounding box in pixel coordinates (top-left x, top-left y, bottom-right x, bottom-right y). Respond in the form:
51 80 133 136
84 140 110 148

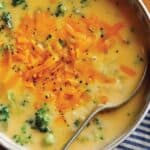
63 63 147 150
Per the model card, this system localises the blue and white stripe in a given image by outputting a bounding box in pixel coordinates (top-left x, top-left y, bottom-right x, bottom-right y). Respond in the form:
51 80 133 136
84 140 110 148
116 110 150 150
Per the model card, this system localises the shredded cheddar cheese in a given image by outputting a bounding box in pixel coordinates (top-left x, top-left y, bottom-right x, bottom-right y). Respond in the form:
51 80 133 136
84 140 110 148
6 11 127 112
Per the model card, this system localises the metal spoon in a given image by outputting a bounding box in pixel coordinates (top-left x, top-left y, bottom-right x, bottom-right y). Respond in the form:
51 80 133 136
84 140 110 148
63 65 147 150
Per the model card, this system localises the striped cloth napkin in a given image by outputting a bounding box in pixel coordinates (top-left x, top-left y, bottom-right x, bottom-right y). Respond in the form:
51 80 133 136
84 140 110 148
116 110 150 150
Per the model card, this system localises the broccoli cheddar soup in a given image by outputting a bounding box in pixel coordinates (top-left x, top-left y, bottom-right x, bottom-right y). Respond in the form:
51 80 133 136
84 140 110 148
0 0 147 150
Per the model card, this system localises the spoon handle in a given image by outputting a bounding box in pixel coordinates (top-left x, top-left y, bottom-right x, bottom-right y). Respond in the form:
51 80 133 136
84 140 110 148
63 105 106 150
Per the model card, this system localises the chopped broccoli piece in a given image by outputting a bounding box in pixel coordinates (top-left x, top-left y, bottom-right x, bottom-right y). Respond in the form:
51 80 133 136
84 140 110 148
0 104 9 122
27 104 51 133
13 134 32 145
44 132 55 145
13 124 32 145
12 0 25 6
7 90 16 102
22 3 28 9
35 104 50 132
20 94 30 107
1 12 13 29
93 118 100 126
74 119 80 128
58 38 67 47
80 0 88 4
0 44 14 52
93 118 103 131
55 4 67 17
0 2 4 9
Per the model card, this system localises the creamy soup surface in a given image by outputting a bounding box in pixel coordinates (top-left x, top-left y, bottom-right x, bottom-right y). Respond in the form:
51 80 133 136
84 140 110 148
0 0 147 150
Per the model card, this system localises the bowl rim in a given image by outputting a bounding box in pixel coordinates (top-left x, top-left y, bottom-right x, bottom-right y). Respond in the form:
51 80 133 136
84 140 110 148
0 1 149 150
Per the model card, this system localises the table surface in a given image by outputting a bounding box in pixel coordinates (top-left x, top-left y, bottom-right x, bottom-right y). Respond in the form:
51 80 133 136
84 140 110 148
0 1 149 150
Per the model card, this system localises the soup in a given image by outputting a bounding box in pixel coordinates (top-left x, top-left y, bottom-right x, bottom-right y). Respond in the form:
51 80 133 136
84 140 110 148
0 0 147 150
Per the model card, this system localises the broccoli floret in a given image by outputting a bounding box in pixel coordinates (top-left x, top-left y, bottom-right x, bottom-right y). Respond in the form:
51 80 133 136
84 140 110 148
13 134 32 146
0 104 9 122
13 124 32 146
35 105 50 132
12 0 28 9
27 104 51 133
55 4 67 17
12 0 25 6
1 12 13 29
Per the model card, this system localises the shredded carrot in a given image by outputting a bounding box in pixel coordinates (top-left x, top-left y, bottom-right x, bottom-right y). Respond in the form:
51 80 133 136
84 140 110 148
108 22 124 36
99 96 109 104
66 17 90 35
23 59 59 80
76 62 116 84
96 39 108 53
120 65 137 76
49 0 56 3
